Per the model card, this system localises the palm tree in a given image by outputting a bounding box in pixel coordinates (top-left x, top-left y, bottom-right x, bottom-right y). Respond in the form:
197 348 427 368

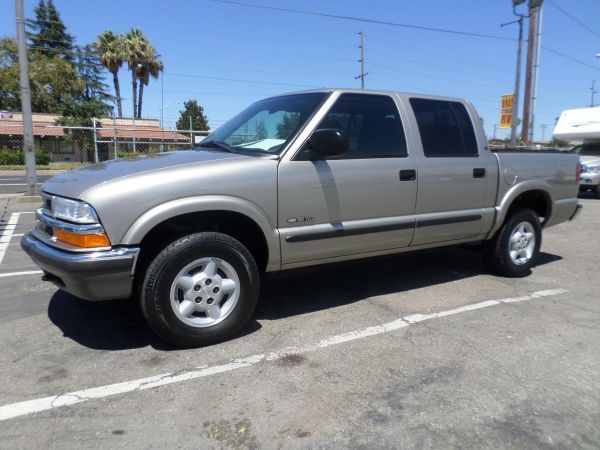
137 51 163 118
95 31 123 117
123 28 150 119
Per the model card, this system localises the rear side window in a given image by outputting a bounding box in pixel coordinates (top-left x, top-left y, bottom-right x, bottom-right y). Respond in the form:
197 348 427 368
315 93 408 158
409 98 478 157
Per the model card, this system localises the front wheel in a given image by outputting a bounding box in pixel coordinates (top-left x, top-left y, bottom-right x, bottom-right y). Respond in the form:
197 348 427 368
483 208 542 278
140 232 260 347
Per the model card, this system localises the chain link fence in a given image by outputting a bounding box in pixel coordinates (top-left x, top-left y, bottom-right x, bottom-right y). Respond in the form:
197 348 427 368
0 118 210 165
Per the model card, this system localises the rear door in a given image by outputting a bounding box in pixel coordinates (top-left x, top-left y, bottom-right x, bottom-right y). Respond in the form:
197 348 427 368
277 92 418 266
407 98 497 245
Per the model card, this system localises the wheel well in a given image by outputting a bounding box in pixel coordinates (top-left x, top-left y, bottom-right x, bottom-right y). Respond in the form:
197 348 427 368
135 211 270 279
506 190 551 225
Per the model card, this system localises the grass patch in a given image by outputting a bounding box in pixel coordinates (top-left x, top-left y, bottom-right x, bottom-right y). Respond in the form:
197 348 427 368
0 162 86 171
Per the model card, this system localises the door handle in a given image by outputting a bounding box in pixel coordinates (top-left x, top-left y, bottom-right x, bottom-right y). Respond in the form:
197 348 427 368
473 168 486 178
399 169 417 181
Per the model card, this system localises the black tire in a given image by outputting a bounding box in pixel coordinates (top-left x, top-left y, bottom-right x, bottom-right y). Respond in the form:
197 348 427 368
594 185 600 199
140 232 259 347
482 208 542 278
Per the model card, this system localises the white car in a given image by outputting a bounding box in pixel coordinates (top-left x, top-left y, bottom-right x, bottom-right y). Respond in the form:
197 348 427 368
574 144 600 197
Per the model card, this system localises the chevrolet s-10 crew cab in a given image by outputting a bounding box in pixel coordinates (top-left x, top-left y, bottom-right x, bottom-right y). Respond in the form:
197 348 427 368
22 89 582 347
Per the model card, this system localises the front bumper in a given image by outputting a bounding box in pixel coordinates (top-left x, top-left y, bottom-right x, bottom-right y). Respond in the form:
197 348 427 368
569 204 582 221
579 172 600 188
21 233 139 301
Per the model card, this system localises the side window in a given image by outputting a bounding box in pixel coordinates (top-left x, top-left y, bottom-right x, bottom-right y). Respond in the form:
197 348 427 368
409 98 479 157
314 94 408 158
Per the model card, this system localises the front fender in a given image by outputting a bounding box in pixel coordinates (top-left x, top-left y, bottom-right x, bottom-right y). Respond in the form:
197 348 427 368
121 195 281 272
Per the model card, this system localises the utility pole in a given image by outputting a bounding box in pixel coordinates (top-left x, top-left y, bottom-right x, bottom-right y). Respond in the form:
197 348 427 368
528 4 543 144
15 0 36 196
502 4 526 148
521 2 542 146
540 124 547 142
354 30 368 89
590 80 597 107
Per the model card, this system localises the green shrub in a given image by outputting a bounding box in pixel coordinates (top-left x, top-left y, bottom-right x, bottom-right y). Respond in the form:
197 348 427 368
0 148 50 165
0 148 23 165
117 149 161 159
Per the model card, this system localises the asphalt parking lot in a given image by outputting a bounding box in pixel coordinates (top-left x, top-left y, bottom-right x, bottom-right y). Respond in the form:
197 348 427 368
0 195 599 449
0 173 51 195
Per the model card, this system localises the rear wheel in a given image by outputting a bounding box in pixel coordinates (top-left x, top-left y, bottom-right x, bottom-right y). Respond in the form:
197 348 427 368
483 208 542 277
594 185 600 198
141 232 259 347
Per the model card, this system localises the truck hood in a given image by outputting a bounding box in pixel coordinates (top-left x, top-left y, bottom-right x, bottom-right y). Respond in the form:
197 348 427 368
579 155 600 165
42 150 244 200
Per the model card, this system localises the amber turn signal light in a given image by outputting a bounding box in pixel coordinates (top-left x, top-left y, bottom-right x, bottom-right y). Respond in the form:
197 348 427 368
53 228 111 248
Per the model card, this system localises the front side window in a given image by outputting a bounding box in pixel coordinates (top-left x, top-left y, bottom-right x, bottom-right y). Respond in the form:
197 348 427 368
202 93 328 155
312 93 408 158
410 98 478 157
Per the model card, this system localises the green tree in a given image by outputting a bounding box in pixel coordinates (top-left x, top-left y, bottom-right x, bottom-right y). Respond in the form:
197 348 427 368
175 100 210 134
276 112 300 139
28 0 74 60
74 44 111 104
0 37 83 113
95 31 124 117
0 38 19 109
136 48 163 118
123 28 147 118
550 138 569 147
256 119 268 139
122 29 163 118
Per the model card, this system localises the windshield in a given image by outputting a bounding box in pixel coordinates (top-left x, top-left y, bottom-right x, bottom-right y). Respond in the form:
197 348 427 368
574 144 600 157
199 93 328 155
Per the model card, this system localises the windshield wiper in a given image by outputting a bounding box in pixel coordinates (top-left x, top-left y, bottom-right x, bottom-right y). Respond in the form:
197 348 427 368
200 140 238 154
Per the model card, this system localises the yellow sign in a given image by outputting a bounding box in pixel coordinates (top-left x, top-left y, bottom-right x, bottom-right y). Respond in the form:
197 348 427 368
500 94 513 129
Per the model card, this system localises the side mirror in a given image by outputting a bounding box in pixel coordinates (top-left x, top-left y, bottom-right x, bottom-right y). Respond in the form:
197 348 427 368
308 128 349 159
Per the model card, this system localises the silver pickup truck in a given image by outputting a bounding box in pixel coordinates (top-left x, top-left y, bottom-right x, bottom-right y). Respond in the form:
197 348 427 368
22 89 581 347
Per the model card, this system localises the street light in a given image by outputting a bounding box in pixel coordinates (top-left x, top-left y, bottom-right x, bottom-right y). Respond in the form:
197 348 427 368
159 100 181 128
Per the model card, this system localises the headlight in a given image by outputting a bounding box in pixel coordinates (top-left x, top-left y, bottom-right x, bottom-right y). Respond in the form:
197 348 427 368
588 166 600 174
51 196 99 224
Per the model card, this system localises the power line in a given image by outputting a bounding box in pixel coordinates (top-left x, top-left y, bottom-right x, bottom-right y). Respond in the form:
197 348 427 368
163 72 322 88
542 46 600 72
546 0 600 40
25 42 356 64
211 0 517 42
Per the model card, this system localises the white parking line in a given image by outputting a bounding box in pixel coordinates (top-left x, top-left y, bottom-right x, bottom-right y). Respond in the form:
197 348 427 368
0 288 568 422
0 183 43 186
0 213 20 267
0 270 43 278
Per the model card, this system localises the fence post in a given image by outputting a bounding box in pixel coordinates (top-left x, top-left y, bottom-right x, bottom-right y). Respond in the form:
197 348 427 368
132 117 137 153
92 117 99 163
189 116 193 147
112 116 118 159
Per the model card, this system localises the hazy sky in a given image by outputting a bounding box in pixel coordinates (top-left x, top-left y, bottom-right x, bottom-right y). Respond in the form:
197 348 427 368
1 0 599 141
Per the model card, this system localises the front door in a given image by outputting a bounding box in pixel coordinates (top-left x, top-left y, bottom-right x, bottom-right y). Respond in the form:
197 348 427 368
278 93 418 266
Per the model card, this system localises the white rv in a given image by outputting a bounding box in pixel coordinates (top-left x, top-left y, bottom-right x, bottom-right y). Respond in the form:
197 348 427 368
554 107 600 196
